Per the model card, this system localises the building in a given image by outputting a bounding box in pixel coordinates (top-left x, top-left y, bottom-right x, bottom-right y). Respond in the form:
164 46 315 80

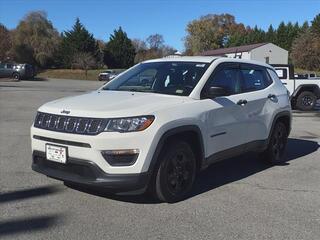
201 43 288 64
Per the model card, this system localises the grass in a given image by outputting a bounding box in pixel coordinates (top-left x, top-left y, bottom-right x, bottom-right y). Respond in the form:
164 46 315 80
37 69 125 81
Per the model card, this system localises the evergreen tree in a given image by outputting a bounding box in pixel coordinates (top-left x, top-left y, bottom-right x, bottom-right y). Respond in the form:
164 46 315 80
104 27 135 68
266 24 275 43
276 21 288 50
311 14 320 35
301 21 310 33
59 18 98 68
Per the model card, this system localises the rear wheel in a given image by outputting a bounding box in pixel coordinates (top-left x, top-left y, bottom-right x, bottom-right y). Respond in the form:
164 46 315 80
296 91 316 111
153 140 197 203
262 121 288 164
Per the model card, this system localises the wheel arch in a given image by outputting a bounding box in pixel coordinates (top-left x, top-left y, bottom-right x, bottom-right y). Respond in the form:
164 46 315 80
292 84 320 99
148 125 205 176
267 111 292 145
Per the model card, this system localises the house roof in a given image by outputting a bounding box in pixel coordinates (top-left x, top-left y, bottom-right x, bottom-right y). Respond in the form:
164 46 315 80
201 43 268 56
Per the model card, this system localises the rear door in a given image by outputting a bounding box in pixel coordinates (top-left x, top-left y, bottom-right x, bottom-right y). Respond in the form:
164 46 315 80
238 63 276 143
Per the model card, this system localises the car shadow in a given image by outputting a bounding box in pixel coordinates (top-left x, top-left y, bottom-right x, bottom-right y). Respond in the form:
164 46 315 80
0 215 61 237
66 138 319 204
26 77 48 81
191 138 319 197
0 185 62 204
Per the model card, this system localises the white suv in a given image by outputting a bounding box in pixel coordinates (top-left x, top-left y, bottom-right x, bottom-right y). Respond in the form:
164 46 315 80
31 57 291 202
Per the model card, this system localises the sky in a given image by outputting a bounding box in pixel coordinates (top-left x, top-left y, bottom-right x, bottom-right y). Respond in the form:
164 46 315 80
0 0 319 51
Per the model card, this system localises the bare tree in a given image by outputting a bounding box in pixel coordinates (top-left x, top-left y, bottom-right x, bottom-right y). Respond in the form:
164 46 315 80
131 38 147 53
12 11 60 67
0 23 13 62
72 52 97 79
146 34 164 50
291 31 320 70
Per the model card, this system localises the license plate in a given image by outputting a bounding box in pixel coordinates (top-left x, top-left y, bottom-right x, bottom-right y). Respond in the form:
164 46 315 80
46 144 67 164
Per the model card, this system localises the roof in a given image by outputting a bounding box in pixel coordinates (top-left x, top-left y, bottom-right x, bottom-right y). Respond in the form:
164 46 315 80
201 43 268 56
143 56 218 63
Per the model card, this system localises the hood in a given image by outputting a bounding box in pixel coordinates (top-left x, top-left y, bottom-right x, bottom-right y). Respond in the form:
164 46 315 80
38 90 191 118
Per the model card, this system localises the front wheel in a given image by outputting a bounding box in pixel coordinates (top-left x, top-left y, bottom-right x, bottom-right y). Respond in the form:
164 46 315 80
153 140 197 203
12 73 20 81
262 121 288 164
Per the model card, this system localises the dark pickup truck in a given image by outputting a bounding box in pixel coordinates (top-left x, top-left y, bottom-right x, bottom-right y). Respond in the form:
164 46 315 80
0 63 35 80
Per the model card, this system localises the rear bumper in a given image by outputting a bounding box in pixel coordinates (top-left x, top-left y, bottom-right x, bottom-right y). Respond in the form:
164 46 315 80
32 151 149 193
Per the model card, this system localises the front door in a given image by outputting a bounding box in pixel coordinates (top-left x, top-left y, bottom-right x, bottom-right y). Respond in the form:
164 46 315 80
202 63 250 159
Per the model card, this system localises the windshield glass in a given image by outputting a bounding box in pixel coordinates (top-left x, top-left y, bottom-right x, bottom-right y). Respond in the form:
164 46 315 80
102 61 209 96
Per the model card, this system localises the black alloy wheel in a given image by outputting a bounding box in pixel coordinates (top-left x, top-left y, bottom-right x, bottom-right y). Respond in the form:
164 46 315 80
296 91 316 111
154 140 196 203
263 121 288 164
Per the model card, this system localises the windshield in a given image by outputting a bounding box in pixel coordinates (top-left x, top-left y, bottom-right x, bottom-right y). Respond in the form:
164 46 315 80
102 61 209 96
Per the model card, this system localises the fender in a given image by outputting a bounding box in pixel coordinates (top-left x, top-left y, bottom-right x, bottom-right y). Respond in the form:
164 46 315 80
292 84 320 99
147 125 205 177
266 110 292 146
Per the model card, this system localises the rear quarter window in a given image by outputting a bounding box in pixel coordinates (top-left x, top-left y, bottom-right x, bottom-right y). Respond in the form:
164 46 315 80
267 69 281 83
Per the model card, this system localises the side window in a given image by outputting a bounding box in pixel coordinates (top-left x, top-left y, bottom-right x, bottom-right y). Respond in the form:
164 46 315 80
240 67 272 92
6 64 13 69
0 63 5 69
206 67 241 95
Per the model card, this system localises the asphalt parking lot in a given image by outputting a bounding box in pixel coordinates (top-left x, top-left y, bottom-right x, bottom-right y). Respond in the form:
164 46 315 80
0 79 320 240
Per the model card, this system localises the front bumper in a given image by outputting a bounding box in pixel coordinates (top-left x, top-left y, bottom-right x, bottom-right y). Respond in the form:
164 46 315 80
32 151 149 193
31 125 158 174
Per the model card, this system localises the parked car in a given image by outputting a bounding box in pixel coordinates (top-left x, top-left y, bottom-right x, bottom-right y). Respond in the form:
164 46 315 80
98 70 117 81
272 64 320 110
0 63 35 80
31 57 291 202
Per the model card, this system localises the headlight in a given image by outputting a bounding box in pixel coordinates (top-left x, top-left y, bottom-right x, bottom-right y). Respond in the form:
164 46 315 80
104 116 154 132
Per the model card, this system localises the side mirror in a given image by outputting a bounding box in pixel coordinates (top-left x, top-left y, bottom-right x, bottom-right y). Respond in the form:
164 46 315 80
205 86 228 99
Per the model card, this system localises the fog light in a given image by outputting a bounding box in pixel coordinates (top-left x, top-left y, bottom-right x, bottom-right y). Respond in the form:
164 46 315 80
101 149 139 166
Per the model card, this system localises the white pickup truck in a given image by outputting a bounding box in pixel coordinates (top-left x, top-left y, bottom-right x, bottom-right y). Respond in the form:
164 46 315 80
272 64 320 111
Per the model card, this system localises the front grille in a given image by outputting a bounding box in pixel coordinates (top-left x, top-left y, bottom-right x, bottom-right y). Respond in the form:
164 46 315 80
34 112 108 135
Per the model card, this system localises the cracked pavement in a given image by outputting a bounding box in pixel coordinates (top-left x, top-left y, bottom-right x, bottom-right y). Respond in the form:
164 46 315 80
0 79 320 240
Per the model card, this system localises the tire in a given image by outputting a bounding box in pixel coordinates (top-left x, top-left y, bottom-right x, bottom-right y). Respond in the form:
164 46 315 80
262 121 288 164
153 140 197 203
12 72 20 81
296 91 316 111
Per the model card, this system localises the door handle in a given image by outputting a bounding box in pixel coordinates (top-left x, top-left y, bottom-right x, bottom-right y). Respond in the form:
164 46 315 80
268 94 276 99
237 99 248 106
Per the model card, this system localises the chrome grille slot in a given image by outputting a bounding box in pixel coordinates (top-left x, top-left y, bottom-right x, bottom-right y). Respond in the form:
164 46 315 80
87 119 102 134
41 114 51 128
76 119 89 133
34 112 107 135
56 116 67 130
48 115 58 129
65 118 77 132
